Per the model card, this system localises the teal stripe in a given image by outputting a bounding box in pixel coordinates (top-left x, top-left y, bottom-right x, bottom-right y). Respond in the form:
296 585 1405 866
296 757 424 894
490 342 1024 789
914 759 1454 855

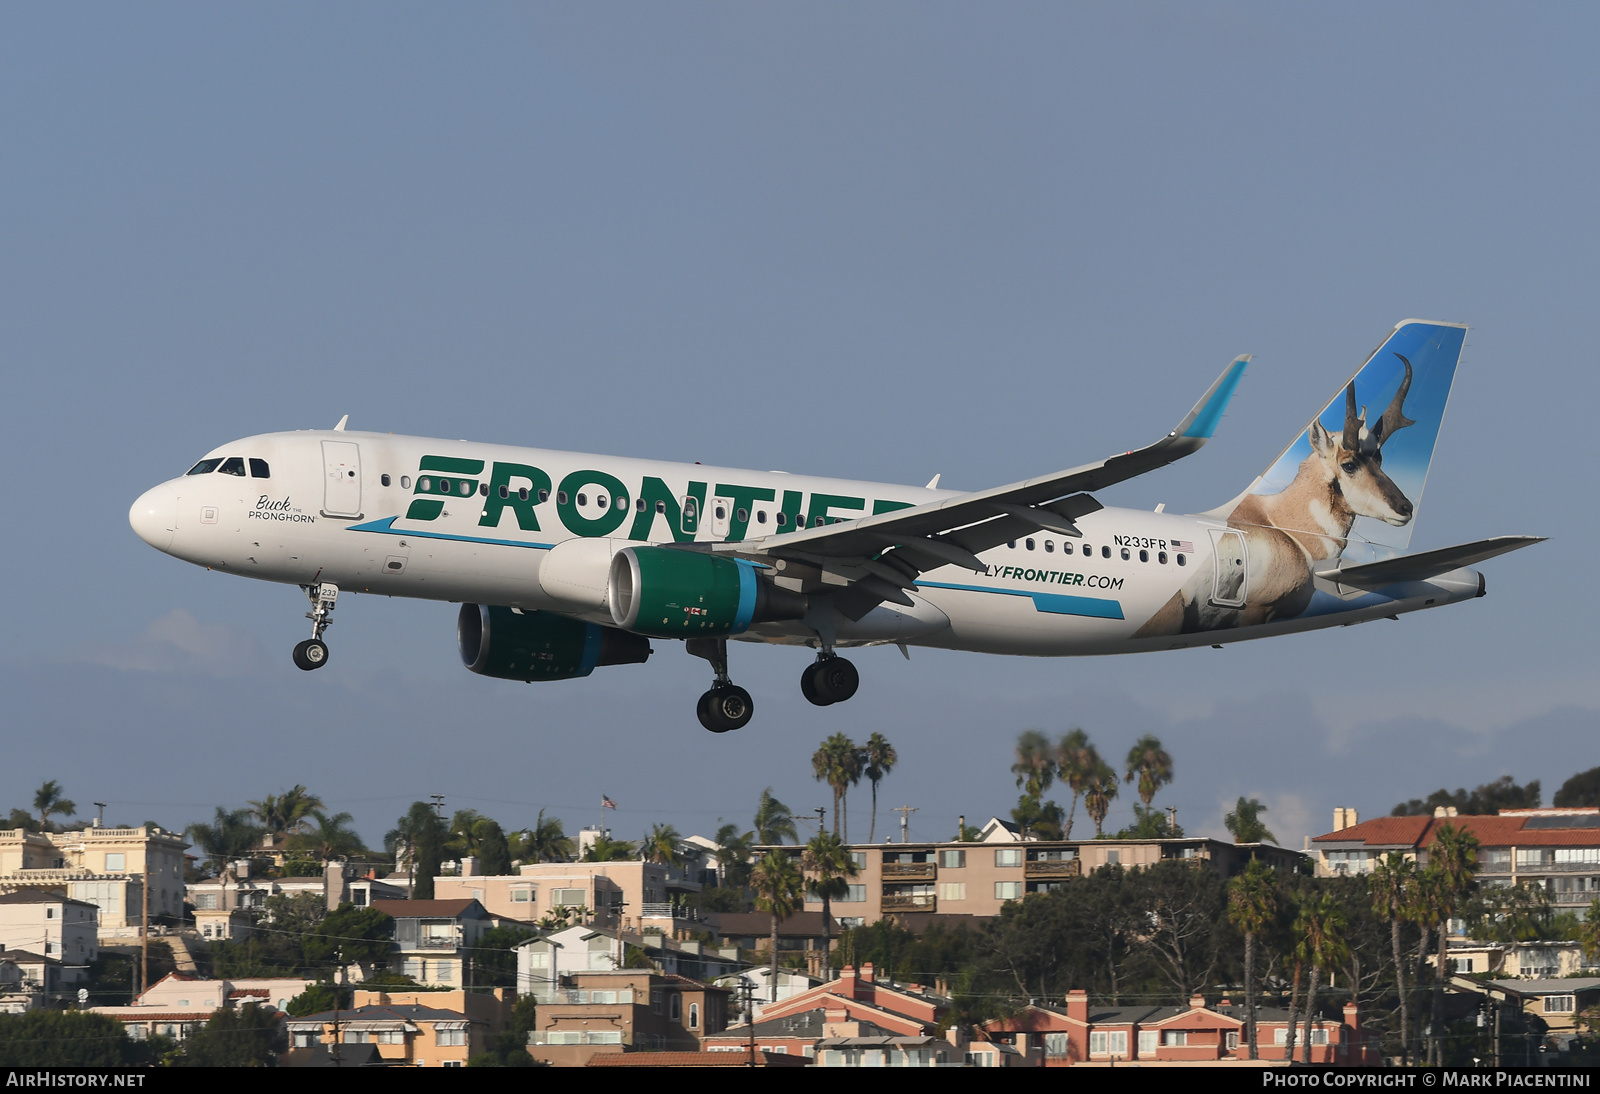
347 515 554 550
918 580 1124 620
1183 357 1249 439
731 559 760 633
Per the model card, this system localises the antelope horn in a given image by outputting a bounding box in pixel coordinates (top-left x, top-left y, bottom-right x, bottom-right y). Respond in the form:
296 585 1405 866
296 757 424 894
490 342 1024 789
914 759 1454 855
1343 382 1363 450
1373 353 1416 447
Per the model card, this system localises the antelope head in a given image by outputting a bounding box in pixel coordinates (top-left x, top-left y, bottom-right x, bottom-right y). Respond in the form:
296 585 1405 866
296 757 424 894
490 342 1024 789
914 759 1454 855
1308 353 1416 527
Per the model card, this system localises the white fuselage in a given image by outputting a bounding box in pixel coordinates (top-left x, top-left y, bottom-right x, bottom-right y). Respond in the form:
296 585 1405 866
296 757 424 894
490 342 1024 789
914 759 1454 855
129 429 1483 656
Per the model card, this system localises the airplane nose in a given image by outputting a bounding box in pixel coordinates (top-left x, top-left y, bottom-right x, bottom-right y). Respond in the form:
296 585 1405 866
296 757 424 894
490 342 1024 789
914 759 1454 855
129 484 178 551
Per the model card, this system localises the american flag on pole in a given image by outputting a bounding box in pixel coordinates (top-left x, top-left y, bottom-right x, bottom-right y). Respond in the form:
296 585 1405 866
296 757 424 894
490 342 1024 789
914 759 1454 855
601 795 617 810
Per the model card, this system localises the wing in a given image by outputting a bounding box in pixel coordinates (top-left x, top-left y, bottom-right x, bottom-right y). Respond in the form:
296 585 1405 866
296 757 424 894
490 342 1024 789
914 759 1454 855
705 355 1251 617
1315 535 1545 590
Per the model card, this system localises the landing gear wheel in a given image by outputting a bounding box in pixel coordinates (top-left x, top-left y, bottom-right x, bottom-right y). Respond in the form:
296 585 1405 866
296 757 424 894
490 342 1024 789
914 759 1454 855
698 684 754 733
801 662 833 707
292 638 329 671
808 656 858 704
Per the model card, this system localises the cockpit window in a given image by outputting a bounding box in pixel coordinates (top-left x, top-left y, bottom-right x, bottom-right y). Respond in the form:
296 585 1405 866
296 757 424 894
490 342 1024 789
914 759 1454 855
186 459 223 476
249 459 270 478
218 457 247 476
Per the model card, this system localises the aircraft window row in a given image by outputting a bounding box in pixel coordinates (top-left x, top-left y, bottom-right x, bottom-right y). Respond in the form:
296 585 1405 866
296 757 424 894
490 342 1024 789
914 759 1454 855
1008 538 1186 567
186 457 270 478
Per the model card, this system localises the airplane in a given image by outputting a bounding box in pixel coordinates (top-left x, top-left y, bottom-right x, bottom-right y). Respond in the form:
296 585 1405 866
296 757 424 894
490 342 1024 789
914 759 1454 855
129 319 1540 732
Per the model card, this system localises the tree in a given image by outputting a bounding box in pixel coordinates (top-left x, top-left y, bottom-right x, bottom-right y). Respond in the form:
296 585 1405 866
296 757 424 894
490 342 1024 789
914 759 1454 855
33 780 76 832
1369 852 1416 1064
186 807 266 875
862 732 898 843
1055 729 1096 839
1229 859 1277 1060
1224 797 1278 845
477 819 512 876
386 802 446 899
1578 898 1600 967
582 835 635 862
1295 893 1350 1063
1083 760 1118 837
802 832 857 979
1391 776 1540 817
1011 731 1056 799
247 785 324 846
1427 823 1479 1064
0 1010 148 1066
1011 794 1065 840
304 904 394 981
179 1003 285 1067
512 810 572 863
751 851 805 1001
1556 767 1600 809
713 822 754 890
1123 735 1174 806
1113 803 1183 839
467 925 537 989
753 788 798 845
812 734 862 839
288 809 365 864
643 823 683 867
286 981 351 1017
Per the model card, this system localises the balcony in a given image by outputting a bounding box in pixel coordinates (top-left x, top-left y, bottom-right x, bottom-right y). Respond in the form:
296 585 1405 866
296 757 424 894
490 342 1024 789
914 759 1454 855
413 936 461 950
882 862 936 880
639 903 701 921
528 1030 626 1046
880 893 935 912
1025 860 1081 880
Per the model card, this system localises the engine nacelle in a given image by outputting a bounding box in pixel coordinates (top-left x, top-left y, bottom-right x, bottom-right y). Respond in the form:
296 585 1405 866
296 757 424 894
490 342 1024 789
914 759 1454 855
458 604 651 682
608 546 807 638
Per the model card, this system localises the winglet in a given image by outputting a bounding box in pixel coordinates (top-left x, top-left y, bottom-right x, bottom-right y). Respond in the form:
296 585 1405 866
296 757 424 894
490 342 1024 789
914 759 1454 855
333 414 349 432
1174 355 1251 441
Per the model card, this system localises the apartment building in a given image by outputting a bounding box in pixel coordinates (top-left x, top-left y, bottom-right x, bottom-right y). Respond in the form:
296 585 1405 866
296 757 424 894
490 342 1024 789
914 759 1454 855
782 834 1302 925
285 988 514 1067
515 924 741 998
525 968 731 1065
0 825 188 936
188 863 407 934
432 858 698 934
370 898 493 987
0 891 98 980
1313 807 1600 916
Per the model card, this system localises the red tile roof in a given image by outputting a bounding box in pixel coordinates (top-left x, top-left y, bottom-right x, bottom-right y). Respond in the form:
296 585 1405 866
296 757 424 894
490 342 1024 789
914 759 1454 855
369 899 482 918
1314 813 1600 849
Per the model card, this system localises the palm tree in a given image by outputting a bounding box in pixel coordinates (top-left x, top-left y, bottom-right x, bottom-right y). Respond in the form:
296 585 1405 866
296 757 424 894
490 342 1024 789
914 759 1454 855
1228 859 1277 1060
644 823 683 867
1578 898 1600 966
33 781 76 832
249 785 324 846
1011 731 1056 798
751 851 805 1001
1405 866 1443 1065
513 810 572 863
1224 797 1278 845
812 735 861 839
186 808 265 875
753 788 798 845
714 822 755 890
862 733 898 844
1427 823 1479 1064
802 832 857 979
1123 735 1173 806
1369 852 1417 1064
289 809 365 863
583 835 635 862
1083 760 1119 837
1055 729 1095 838
384 802 445 898
1295 893 1351 1063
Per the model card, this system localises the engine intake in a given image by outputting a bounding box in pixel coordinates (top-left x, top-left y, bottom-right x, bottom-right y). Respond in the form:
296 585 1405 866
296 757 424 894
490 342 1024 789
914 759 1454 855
608 546 806 638
459 604 651 682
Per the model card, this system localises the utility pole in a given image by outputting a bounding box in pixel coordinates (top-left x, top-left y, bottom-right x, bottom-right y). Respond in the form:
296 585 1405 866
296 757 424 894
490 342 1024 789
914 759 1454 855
429 795 446 820
894 806 918 844
815 807 826 839
1166 805 1178 833
93 802 106 828
742 979 756 1067
139 850 150 997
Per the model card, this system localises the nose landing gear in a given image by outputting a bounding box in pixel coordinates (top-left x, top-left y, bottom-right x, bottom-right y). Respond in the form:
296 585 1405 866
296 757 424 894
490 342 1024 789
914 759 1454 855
801 653 859 706
292 582 338 671
686 637 753 733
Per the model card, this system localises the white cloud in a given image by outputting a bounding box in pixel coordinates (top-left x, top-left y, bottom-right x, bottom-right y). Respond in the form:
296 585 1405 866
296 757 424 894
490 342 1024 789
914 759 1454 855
77 610 264 678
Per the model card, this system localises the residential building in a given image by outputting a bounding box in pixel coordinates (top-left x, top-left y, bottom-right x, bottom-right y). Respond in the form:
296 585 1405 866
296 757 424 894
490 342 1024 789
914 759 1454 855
779 836 1302 927
90 971 315 1040
1445 938 1600 979
713 966 821 1016
739 963 947 1036
285 988 514 1067
0 825 188 936
983 990 1379 1065
1475 979 1600 1036
0 891 98 980
1314 807 1600 917
525 968 731 1065
705 911 833 977
0 950 57 1012
370 898 492 987
432 858 699 934
515 924 741 998
188 862 406 935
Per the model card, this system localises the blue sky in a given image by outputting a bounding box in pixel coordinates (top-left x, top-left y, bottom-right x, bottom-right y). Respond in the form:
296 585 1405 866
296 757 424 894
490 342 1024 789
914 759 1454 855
1 5 1593 852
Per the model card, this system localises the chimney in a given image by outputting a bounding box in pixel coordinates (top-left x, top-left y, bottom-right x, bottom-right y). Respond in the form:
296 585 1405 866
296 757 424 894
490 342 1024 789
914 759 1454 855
1343 1002 1361 1033
1332 807 1360 832
860 962 875 983
839 965 858 990
1189 992 1207 1010
1065 988 1088 1023
1433 806 1458 819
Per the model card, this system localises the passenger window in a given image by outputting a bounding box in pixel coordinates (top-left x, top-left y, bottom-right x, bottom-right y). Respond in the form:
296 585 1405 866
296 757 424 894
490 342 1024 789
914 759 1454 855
1044 540 1054 553
250 459 271 478
1158 551 1168 564
757 511 767 524
577 493 587 506
1007 541 1015 549
1139 550 1148 562
776 512 787 526
461 481 474 496
539 489 550 503
557 491 568 505
381 473 391 487
401 476 412 489
715 506 727 520
1102 546 1111 559
518 488 529 501
218 457 247 476
479 483 489 496
736 507 748 523
1121 548 1130 560
498 485 509 499
1177 554 1186 567
596 494 607 508
1063 542 1074 555
186 459 223 476
1025 539 1034 551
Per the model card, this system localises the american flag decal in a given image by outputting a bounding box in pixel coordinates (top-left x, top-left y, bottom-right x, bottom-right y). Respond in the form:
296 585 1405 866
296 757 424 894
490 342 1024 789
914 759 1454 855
1173 540 1194 553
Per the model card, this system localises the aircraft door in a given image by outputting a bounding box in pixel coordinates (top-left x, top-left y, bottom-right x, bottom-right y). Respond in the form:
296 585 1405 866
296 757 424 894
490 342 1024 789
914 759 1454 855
709 495 732 539
321 441 363 518
1209 529 1247 608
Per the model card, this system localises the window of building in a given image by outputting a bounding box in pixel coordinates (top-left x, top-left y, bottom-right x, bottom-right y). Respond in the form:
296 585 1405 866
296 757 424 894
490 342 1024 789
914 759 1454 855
1546 995 1577 1014
849 852 867 870
437 1028 467 1046
1138 1030 1158 1054
1226 1031 1240 1050
1045 1033 1070 1057
1105 850 1120 865
689 1003 699 1029
1089 1030 1127 1056
105 853 125 872
995 848 1022 868
510 888 533 903
995 881 1023 901
839 885 866 903
293 1031 315 1048
1163 1030 1187 1046
1274 1028 1288 1045
651 990 663 1014
939 882 966 901
552 888 586 907
670 993 682 1020
939 849 965 868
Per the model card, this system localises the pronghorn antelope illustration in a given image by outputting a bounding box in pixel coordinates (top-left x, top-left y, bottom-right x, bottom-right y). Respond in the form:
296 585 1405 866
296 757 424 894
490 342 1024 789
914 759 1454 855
1136 354 1418 636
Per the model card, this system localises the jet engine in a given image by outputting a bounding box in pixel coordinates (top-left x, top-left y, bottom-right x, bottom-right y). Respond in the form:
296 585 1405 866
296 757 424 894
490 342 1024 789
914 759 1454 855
458 604 651 682
608 545 807 638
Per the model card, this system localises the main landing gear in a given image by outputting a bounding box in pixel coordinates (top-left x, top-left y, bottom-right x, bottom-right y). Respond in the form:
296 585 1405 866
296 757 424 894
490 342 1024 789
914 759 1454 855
801 653 859 707
686 638 753 733
292 582 338 671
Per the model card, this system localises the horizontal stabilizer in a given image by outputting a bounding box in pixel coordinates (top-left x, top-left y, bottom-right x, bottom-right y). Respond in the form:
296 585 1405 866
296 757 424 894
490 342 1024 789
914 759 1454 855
1316 535 1545 589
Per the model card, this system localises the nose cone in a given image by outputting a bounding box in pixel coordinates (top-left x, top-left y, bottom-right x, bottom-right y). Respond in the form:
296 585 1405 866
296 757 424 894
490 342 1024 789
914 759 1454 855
130 484 178 551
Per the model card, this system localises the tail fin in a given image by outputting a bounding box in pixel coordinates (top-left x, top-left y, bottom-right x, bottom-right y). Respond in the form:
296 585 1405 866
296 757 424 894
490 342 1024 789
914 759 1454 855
1212 319 1468 560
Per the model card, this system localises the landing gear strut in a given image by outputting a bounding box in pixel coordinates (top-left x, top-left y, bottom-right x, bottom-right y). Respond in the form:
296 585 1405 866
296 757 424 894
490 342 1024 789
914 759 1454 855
292 582 338 671
686 637 753 733
801 652 859 707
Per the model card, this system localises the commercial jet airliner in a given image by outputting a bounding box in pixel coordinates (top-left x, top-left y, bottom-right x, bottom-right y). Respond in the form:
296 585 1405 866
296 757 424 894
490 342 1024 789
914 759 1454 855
130 320 1539 732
